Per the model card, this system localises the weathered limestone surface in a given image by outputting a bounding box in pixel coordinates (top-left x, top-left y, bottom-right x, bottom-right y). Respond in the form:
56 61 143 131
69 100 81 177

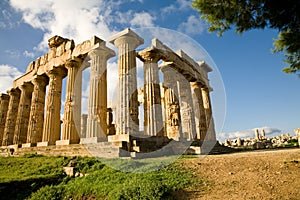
2 88 21 146
109 29 144 135
138 48 163 137
0 94 10 145
190 82 207 140
41 67 67 145
85 44 115 142
201 87 216 141
177 73 197 141
26 75 48 144
61 58 83 144
160 64 182 140
13 82 34 145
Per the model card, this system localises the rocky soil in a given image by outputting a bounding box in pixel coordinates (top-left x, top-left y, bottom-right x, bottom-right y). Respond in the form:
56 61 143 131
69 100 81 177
178 148 300 200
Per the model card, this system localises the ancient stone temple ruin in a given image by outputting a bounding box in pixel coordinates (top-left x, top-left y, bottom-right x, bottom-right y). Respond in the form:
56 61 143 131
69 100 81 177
0 29 217 157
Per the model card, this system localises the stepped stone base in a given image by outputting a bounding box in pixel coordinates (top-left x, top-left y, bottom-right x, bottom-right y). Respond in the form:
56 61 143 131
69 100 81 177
22 143 37 148
80 137 107 144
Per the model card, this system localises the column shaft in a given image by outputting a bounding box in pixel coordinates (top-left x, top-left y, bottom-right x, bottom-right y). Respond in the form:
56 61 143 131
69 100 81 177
190 82 207 141
0 94 10 145
13 82 34 145
109 30 144 135
27 75 48 144
86 47 115 139
42 67 67 145
201 87 216 141
161 65 182 140
62 58 82 144
177 74 197 141
141 55 163 136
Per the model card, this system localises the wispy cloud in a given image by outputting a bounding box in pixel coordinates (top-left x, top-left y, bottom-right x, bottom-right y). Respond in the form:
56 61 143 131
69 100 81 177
161 0 192 14
0 64 22 92
218 126 282 140
23 50 35 58
178 15 207 35
130 12 155 28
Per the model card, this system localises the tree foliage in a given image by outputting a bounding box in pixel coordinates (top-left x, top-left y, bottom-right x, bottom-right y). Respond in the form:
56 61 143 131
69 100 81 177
192 0 300 75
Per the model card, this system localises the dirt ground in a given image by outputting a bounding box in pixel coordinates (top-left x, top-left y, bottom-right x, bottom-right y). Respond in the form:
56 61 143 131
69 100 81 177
180 148 300 200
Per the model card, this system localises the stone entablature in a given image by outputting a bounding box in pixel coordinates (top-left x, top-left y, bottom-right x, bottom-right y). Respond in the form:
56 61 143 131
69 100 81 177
0 28 217 155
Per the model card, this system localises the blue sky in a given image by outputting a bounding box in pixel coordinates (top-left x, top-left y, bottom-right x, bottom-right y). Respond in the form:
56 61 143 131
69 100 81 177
0 0 299 140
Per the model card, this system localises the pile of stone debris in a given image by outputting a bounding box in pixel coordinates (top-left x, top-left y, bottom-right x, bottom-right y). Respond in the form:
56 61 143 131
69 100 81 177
221 129 300 150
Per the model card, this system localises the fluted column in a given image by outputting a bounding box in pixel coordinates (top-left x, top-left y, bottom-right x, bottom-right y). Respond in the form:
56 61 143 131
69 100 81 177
177 73 197 141
40 67 67 146
0 94 10 145
190 82 207 141
139 51 163 136
201 87 216 141
2 89 20 146
26 75 49 145
160 64 182 140
109 29 144 135
13 82 34 145
84 46 115 143
60 58 82 144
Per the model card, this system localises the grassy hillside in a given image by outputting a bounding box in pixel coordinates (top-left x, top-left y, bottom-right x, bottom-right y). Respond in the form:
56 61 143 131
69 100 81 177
0 155 203 200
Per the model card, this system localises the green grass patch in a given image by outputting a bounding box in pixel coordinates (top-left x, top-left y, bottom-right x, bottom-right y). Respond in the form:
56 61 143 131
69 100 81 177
0 155 204 200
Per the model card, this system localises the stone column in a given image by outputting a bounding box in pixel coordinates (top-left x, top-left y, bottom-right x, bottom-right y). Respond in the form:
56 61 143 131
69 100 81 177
81 114 87 138
26 75 49 146
177 74 197 141
201 87 216 141
83 46 115 144
2 88 20 146
13 82 34 145
109 29 144 135
190 82 207 141
0 94 10 145
139 51 163 136
60 58 83 145
160 64 182 140
39 67 67 146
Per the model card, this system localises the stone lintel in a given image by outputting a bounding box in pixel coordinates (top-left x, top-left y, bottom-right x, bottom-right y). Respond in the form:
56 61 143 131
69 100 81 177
198 61 212 73
109 28 144 48
80 137 107 144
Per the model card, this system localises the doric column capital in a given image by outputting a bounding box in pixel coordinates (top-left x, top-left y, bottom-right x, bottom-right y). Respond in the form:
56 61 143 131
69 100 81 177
88 46 115 60
190 81 205 89
32 75 49 87
46 67 67 79
19 82 34 92
0 94 10 101
109 28 144 51
138 49 161 63
7 88 21 96
65 57 83 69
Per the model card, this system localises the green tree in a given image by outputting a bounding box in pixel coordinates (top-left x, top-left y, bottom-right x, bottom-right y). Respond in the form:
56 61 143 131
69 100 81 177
192 0 300 75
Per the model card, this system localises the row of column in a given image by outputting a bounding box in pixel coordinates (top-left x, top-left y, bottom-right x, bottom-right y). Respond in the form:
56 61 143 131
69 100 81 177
0 45 114 147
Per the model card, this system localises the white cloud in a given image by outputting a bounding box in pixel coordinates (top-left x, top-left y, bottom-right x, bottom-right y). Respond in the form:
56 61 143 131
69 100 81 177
218 126 282 140
130 12 155 28
178 15 207 35
161 0 192 14
23 50 35 58
0 64 23 93
9 0 117 52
